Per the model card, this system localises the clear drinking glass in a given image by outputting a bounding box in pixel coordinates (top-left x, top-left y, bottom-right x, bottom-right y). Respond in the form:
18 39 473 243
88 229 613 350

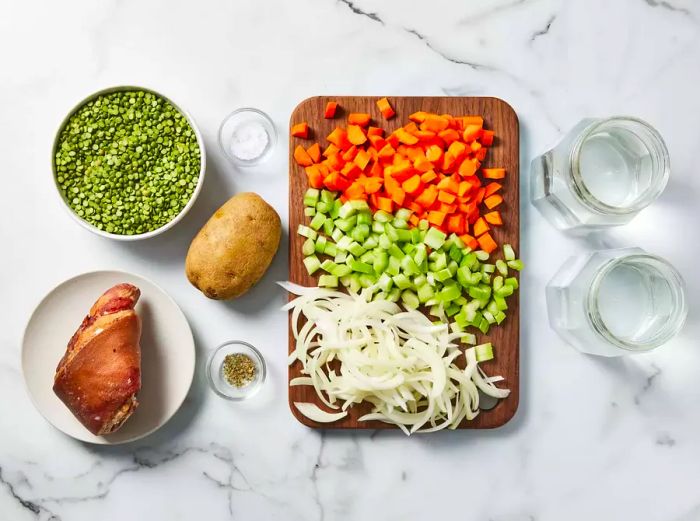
531 117 670 232
546 248 686 356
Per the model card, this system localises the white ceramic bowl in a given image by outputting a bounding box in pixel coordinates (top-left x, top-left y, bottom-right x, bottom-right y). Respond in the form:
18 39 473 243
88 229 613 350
51 85 207 241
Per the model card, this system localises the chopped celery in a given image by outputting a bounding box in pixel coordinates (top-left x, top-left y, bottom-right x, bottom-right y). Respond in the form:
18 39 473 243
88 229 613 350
392 274 412 290
338 201 356 219
359 274 376 288
321 189 335 205
374 210 391 223
469 285 491 301
462 332 477 345
507 259 524 271
396 229 412 243
424 227 447 250
303 188 320 207
482 263 495 274
401 290 420 310
384 223 399 242
388 243 405 260
410 228 423 244
331 264 353 277
395 208 412 221
377 273 394 292
393 218 408 230
304 207 316 217
373 251 389 273
475 250 489 261
316 201 329 214
348 242 366 257
449 244 463 263
434 268 452 282
483 311 496 324
303 255 321 275
495 285 514 297
348 259 372 274
363 235 378 249
387 256 401 276
494 295 508 311
320 259 337 273
357 211 372 226
401 255 419 276
331 228 344 243
493 276 504 291
334 251 348 263
318 274 338 288
495 311 506 324
372 221 385 234
387 287 401 302
438 284 461 302
314 236 327 254
322 218 334 236
309 213 326 231
496 259 508 276
505 277 519 289
503 244 515 261
360 251 375 264
297 225 317 240
335 217 355 232
302 238 315 256
474 342 494 362
417 283 434 303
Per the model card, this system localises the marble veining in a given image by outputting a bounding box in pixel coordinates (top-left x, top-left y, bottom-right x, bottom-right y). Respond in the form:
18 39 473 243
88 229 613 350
2 0 700 519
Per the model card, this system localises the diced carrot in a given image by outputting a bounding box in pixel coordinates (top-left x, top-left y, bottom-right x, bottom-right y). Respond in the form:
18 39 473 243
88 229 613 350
369 160 383 177
473 217 489 237
409 111 428 123
461 116 484 127
364 177 383 194
458 158 478 177
294 145 314 166
477 232 497 254
395 128 418 145
414 130 437 140
442 151 457 172
327 127 351 149
428 210 446 226
459 233 479 250
447 214 464 234
462 124 482 142
324 102 338 119
421 115 449 132
458 181 472 197
402 175 423 196
425 145 443 163
378 143 396 159
475 187 486 204
409 214 420 226
307 143 321 163
367 126 384 137
438 129 460 144
476 148 488 161
480 129 494 146
344 182 365 200
484 211 503 225
377 97 395 119
324 172 350 192
347 124 367 146
437 175 460 194
354 149 371 170
385 133 399 148
471 141 482 153
391 160 414 182
421 169 438 184
291 122 309 138
348 113 371 126
324 153 343 171
484 182 502 197
484 194 503 209
368 134 386 150
438 190 456 204
482 168 506 179
447 141 467 160
377 196 393 212
403 122 419 134
323 143 339 157
389 187 406 205
415 185 438 208
403 147 422 161
342 145 358 162
439 202 457 214
414 155 432 173
305 165 323 189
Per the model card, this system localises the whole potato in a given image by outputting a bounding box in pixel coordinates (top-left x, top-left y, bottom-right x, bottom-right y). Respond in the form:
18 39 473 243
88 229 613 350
186 193 281 300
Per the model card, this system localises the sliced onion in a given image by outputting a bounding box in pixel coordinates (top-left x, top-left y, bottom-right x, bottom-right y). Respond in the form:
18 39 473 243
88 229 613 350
281 283 510 435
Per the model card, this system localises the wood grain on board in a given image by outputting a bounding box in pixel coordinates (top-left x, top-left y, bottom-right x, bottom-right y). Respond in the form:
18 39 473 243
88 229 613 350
288 96 519 430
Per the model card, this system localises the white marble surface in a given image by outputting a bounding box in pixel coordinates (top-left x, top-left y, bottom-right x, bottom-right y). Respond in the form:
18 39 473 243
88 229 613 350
2 0 700 519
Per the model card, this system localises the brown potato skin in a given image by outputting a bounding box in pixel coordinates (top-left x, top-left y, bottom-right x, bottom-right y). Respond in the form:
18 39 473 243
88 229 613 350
186 193 281 300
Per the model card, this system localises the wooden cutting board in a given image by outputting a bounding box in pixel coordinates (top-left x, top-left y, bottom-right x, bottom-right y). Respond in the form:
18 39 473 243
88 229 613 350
288 96 519 430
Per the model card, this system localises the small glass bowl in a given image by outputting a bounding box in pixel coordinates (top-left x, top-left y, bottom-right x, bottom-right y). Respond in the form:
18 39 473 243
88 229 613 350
206 340 267 400
218 108 277 166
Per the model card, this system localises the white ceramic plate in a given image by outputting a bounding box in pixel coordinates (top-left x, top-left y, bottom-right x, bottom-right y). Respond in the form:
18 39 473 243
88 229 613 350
22 270 195 444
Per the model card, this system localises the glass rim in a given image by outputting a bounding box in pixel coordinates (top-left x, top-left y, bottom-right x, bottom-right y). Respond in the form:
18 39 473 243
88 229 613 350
569 116 670 215
586 253 687 351
217 107 277 166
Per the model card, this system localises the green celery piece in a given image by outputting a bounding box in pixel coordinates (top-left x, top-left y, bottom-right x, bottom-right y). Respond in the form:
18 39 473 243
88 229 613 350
348 259 373 274
386 256 401 276
363 236 378 250
331 228 344 243
374 210 391 223
457 266 473 287
309 212 326 231
303 255 321 275
462 252 478 270
486 300 500 316
387 287 401 302
304 188 320 207
320 189 335 205
434 268 452 282
401 255 419 276
413 274 426 287
314 236 327 254
447 260 459 276
359 274 376 288
495 311 506 324
335 235 353 251
338 201 356 219
503 244 515 261
357 211 372 226
493 276 504 291
323 218 335 236
505 276 519 289
331 264 353 277
424 227 446 250
483 311 496 324
401 290 420 310
410 228 423 244
478 318 490 334
507 260 524 271
449 244 463 263
384 223 399 242
330 199 342 219
438 283 461 302
315 201 329 214
372 221 385 234
360 251 375 264
482 263 495 274
335 217 355 232
334 251 347 264
474 342 494 362
302 238 315 257
373 251 389 273
320 259 337 273
462 332 477 345
318 274 338 288
418 219 430 231
449 234 465 249
396 229 412 243
446 303 460 317
347 241 366 257
350 200 370 211
475 250 489 261
388 243 405 260
393 218 409 230
378 233 392 250
297 225 317 240
417 283 434 303
395 208 412 221
414 244 427 265
494 295 508 311
304 207 316 217
392 273 412 290
496 259 508 276
348 274 362 293
495 285 514 297
377 273 393 292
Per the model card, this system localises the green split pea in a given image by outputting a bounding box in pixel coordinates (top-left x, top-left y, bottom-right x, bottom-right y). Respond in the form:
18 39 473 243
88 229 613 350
54 90 201 235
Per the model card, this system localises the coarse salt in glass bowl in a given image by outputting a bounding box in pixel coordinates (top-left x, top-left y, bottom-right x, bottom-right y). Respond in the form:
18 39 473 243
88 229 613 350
218 108 277 166
206 340 267 401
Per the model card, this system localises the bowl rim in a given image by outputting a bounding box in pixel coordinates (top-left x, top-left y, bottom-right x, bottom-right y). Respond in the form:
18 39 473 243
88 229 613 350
206 339 267 401
51 85 207 241
217 107 278 166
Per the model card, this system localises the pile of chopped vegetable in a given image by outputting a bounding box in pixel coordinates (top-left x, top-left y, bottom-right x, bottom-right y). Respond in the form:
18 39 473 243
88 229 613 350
292 99 506 252
282 282 509 434
287 98 521 429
